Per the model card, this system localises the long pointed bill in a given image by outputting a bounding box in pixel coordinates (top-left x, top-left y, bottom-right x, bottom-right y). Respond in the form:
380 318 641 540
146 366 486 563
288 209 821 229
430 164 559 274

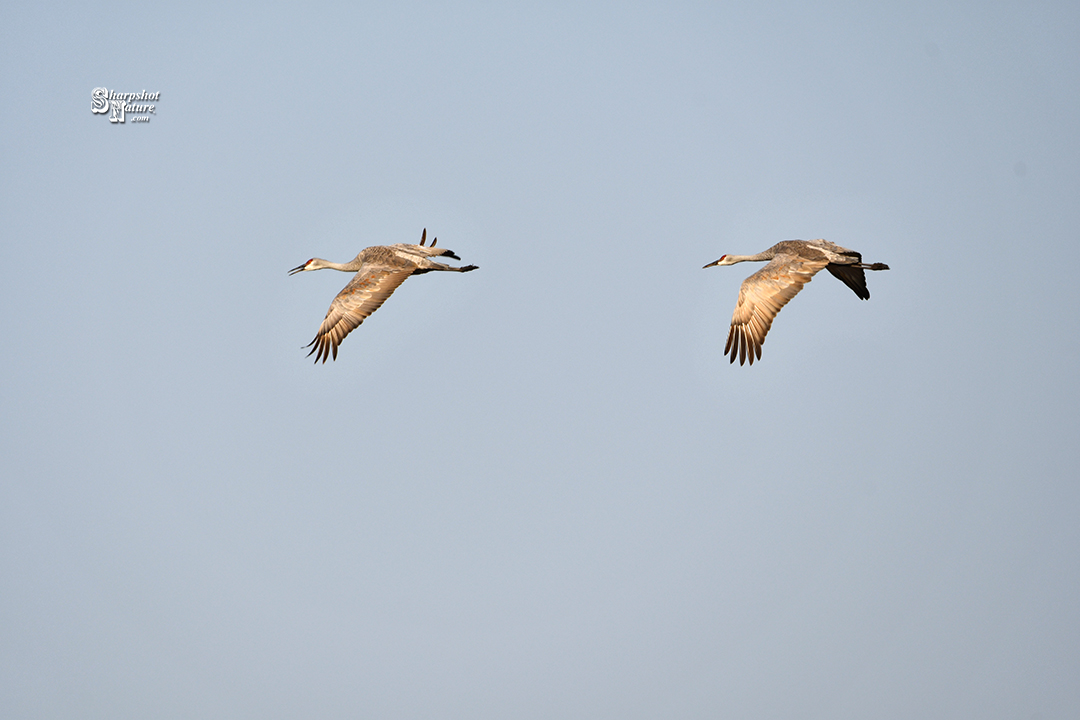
288 263 308 275
703 259 721 269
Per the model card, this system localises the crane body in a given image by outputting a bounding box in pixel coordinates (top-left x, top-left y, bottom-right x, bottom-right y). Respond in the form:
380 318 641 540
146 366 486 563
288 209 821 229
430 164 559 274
704 239 889 365
290 229 478 363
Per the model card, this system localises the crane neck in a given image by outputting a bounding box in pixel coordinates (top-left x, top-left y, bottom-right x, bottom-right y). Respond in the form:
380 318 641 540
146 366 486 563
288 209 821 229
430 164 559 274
311 258 360 272
727 251 774 264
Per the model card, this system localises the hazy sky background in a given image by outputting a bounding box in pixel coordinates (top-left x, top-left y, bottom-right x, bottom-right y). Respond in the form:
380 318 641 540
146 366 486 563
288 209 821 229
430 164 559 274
2 2 1079 718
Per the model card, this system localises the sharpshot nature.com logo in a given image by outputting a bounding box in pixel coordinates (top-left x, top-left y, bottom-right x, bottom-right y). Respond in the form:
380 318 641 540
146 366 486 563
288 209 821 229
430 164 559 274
91 87 160 124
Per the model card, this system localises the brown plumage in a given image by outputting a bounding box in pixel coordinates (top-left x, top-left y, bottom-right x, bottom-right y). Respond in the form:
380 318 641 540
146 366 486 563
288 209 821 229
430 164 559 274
289 229 478 363
703 239 889 365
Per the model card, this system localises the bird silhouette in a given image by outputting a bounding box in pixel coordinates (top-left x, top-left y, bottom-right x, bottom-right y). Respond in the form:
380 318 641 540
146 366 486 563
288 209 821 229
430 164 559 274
704 239 889 365
290 229 478 363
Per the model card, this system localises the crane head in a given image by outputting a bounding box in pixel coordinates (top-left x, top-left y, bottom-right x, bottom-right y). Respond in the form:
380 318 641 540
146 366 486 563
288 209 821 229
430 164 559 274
703 255 731 269
288 259 315 275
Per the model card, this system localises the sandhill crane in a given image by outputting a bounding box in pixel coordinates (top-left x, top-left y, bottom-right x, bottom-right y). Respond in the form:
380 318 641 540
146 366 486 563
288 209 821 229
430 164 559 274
289 229 478 363
703 239 889 366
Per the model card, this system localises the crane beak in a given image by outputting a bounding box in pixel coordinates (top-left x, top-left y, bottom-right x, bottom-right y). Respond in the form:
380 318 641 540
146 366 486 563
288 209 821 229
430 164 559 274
703 259 721 269
288 263 307 275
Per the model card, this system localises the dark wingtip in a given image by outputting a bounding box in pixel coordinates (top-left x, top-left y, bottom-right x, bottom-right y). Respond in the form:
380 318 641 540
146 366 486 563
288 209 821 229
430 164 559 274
304 336 334 364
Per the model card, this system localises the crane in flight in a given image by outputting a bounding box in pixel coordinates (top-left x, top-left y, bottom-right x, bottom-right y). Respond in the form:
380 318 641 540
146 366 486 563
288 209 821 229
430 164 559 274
703 239 889 366
290 229 478 363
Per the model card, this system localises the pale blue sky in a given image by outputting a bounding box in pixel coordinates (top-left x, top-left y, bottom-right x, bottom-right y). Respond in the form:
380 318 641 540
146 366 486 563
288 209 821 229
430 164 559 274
2 2 1079 718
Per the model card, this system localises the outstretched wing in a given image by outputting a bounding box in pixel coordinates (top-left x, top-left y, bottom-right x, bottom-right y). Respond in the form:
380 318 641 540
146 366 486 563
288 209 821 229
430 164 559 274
306 267 414 363
726 254 828 365
824 263 870 300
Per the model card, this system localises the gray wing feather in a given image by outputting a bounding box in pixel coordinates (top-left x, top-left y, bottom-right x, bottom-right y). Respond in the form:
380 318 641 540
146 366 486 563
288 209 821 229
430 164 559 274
725 255 828 365
306 266 413 363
